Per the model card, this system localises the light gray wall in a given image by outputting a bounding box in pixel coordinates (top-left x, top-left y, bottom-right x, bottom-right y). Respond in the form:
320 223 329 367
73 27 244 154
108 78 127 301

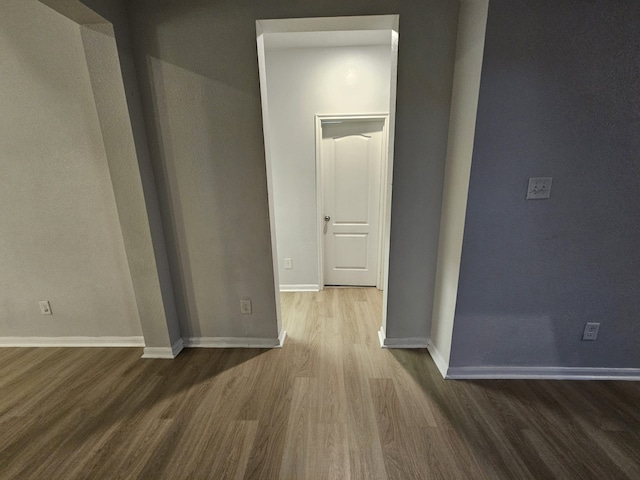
70 0 184 350
430 0 488 370
80 23 182 350
265 45 392 288
0 0 141 338
125 0 459 342
38 0 184 351
451 0 640 368
384 2 459 339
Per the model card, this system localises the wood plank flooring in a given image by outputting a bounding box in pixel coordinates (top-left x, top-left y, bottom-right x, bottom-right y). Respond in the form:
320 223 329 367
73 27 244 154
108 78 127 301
1 287 640 479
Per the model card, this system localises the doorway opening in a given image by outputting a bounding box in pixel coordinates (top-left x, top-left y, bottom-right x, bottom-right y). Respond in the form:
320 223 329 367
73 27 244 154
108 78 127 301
256 15 399 341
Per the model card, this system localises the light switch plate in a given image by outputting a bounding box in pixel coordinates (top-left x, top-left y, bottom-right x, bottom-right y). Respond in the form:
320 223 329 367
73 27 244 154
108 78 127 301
527 177 553 199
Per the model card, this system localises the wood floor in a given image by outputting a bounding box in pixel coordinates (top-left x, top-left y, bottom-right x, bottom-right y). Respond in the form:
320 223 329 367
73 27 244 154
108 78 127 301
1 288 640 479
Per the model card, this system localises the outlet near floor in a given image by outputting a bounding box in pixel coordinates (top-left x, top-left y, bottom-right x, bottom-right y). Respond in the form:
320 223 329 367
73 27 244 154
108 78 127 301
240 298 252 315
39 300 52 315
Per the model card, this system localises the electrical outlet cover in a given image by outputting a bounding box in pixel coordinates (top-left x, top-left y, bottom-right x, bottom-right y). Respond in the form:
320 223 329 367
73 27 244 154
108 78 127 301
527 177 553 200
240 299 252 315
39 300 52 315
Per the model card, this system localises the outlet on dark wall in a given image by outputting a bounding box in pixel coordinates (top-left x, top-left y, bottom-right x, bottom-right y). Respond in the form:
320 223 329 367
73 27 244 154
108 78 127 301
450 0 640 369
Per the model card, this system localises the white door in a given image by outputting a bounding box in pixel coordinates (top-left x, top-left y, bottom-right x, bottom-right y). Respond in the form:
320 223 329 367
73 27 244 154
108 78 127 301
321 119 385 286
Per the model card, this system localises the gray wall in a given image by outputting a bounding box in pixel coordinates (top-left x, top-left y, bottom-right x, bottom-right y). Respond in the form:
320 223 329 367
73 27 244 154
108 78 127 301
71 0 184 350
451 0 640 368
80 23 181 350
124 0 459 341
429 0 488 368
0 0 141 338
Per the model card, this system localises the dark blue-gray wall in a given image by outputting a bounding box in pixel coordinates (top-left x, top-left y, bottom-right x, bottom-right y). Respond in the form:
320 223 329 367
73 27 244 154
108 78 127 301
451 0 640 368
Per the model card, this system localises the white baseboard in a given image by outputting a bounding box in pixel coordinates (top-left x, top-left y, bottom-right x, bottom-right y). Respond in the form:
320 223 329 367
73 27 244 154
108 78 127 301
141 347 175 359
446 366 640 381
277 329 287 348
377 328 428 349
279 284 320 292
172 337 184 356
142 338 184 359
0 336 144 347
183 331 287 349
426 340 449 379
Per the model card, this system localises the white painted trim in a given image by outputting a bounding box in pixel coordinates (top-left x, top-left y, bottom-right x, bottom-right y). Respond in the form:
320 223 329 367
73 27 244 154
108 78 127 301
279 284 321 292
426 340 449 379
376 116 390 291
377 328 428 349
142 338 184 359
256 29 284 340
429 0 489 380
446 366 640 381
257 15 399 35
379 26 399 338
256 29 282 342
0 336 144 348
315 115 325 289
277 329 287 348
142 347 175 359
183 333 287 349
315 114 390 290
171 337 184 356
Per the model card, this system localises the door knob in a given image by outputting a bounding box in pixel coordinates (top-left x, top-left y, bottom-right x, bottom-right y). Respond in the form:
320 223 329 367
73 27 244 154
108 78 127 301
324 215 331 222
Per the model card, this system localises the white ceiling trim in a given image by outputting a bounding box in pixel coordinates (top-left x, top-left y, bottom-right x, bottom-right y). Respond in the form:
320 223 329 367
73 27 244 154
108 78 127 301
263 30 392 49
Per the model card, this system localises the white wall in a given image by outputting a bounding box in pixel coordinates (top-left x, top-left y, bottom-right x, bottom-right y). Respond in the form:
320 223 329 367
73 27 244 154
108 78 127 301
264 45 392 288
0 0 141 339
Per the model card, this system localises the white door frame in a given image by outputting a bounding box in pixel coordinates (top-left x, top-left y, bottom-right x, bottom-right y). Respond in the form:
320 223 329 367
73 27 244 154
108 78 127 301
315 113 390 290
